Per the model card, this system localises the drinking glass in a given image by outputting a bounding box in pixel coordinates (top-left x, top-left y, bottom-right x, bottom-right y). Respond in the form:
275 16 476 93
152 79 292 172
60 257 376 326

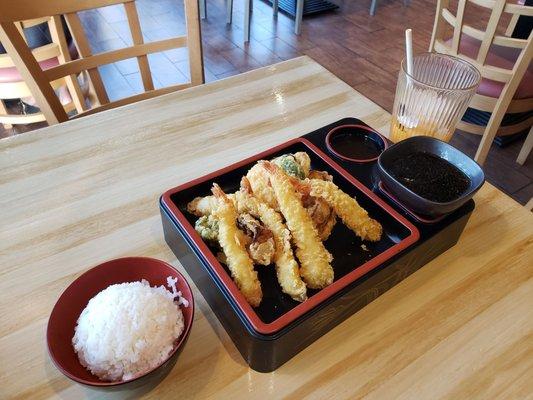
390 52 481 143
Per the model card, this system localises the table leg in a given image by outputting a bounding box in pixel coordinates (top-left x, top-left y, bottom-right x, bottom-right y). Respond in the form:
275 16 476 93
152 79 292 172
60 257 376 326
244 0 251 42
370 0 377 15
226 0 233 24
199 0 206 19
273 0 278 16
295 0 304 34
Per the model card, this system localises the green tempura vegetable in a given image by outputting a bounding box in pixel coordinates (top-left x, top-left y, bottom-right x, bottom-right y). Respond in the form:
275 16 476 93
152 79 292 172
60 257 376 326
195 215 219 242
272 154 305 180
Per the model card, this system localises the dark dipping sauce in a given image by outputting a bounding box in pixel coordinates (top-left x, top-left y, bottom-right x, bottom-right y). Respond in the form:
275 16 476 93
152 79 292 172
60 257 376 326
389 152 470 202
330 132 383 160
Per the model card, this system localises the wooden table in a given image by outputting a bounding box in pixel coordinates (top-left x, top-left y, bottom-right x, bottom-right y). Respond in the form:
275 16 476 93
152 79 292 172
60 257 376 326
1 56 532 399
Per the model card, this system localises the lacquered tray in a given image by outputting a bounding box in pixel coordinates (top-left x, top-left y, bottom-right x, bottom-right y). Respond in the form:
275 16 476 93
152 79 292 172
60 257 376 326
161 138 419 335
160 117 475 372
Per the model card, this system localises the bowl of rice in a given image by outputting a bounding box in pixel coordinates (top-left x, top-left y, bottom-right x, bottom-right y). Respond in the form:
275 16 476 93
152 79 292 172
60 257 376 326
47 257 194 389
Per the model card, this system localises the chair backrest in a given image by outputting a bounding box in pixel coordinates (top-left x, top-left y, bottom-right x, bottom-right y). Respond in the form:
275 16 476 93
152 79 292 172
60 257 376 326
429 0 532 87
0 0 204 125
0 18 61 70
0 17 86 125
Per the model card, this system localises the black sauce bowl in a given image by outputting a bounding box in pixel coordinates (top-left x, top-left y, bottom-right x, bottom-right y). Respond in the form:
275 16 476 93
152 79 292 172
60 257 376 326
378 136 485 217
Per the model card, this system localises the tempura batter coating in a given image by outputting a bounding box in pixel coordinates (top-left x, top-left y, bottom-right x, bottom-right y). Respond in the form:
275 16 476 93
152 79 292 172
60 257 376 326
236 213 275 266
317 208 336 240
238 178 307 301
245 163 337 239
307 179 382 241
245 152 312 210
211 184 262 307
188 194 276 265
261 162 333 289
187 195 219 216
293 152 311 177
246 163 279 210
308 170 332 181
301 194 336 241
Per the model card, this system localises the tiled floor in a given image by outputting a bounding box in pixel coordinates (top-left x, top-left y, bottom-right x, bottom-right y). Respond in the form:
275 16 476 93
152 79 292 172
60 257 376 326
1 0 531 204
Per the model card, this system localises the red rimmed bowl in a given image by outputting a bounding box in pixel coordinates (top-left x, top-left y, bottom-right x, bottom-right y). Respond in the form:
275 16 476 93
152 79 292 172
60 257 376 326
326 124 388 163
47 257 194 390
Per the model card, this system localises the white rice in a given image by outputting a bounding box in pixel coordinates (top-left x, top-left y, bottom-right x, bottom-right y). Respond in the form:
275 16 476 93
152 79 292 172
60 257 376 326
72 277 186 381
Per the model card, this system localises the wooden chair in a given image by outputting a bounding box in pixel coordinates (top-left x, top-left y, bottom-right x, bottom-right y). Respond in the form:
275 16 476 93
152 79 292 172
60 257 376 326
429 0 533 166
0 0 204 125
0 17 86 129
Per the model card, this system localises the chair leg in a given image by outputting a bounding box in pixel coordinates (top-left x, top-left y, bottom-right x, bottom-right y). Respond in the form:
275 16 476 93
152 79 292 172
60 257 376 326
199 0 206 19
370 0 378 15
273 0 278 16
0 100 13 130
295 0 304 34
226 0 233 24
474 122 499 166
516 125 533 165
244 0 251 42
474 92 517 165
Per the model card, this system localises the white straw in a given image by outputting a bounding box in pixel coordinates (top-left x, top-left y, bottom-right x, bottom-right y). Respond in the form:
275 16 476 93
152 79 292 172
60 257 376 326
405 28 414 75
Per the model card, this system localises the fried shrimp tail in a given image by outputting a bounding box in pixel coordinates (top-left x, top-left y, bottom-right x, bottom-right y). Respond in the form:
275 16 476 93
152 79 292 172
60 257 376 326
260 162 333 289
307 179 382 241
211 184 262 306
237 177 307 301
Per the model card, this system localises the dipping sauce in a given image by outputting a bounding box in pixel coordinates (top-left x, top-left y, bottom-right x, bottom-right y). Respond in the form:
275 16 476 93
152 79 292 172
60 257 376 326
329 132 383 160
388 152 470 202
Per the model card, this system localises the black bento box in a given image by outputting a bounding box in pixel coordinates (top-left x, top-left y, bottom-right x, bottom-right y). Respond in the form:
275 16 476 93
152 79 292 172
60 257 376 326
160 118 475 372
160 136 422 371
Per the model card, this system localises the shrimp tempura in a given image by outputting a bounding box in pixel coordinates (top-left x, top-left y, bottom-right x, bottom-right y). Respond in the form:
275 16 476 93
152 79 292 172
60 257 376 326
237 178 307 302
211 184 262 307
260 162 333 289
308 179 382 242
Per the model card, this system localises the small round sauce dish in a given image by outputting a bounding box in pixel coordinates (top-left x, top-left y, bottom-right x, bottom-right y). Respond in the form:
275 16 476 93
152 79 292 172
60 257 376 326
326 124 388 163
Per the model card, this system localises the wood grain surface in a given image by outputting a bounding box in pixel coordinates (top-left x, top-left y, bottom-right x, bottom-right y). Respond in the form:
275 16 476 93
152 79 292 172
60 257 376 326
0 56 532 400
